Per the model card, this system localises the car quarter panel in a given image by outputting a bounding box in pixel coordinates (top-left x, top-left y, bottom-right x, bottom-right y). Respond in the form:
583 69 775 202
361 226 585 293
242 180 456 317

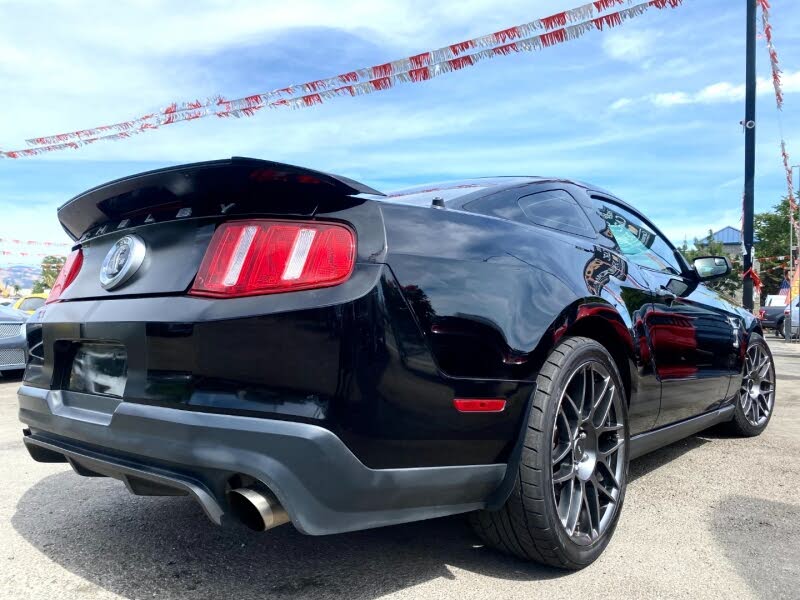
380 194 661 435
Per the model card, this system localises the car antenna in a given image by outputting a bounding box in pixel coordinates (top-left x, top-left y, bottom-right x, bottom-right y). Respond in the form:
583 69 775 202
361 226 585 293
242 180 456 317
431 196 445 209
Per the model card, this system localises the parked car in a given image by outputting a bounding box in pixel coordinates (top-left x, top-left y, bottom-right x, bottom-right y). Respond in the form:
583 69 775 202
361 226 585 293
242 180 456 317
782 297 799 339
758 294 788 336
19 158 775 570
13 293 48 314
0 304 28 378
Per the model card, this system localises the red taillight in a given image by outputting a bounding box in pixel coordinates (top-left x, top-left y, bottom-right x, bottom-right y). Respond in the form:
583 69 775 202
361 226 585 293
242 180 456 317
785 307 791 315
453 399 507 413
190 220 356 298
46 249 83 304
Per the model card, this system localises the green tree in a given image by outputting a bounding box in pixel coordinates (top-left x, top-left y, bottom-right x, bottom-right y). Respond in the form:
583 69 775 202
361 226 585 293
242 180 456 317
32 255 66 294
754 195 799 303
679 230 742 298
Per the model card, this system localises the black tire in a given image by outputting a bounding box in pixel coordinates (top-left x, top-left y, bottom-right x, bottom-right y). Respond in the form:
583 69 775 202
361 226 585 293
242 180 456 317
469 336 629 570
728 333 775 437
775 319 784 339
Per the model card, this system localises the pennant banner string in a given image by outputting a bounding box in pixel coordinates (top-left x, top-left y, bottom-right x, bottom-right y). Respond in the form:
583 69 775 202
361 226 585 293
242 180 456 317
0 0 684 159
0 238 71 247
758 0 800 242
19 0 624 147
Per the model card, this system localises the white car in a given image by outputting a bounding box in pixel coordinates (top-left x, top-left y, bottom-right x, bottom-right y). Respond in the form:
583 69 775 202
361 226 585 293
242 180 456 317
783 297 799 338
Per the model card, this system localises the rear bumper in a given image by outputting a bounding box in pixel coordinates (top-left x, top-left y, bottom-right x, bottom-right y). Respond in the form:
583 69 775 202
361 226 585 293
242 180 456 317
19 384 505 535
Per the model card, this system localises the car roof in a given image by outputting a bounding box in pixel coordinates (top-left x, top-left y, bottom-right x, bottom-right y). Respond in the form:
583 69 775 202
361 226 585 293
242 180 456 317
375 177 617 208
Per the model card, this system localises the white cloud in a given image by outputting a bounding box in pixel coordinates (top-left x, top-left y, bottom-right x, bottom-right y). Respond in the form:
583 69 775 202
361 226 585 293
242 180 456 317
611 70 800 109
650 92 692 107
695 81 746 103
602 29 658 63
610 97 633 111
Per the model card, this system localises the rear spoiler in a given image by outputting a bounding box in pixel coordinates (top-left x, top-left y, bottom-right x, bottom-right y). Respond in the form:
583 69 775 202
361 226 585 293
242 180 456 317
57 157 385 240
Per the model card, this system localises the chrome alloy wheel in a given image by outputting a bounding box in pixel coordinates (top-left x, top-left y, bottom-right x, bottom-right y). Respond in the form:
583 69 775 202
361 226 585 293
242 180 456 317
739 343 775 427
551 361 626 546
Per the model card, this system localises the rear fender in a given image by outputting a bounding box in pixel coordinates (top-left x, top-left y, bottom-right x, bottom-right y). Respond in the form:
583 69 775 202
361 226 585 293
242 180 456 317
489 299 638 508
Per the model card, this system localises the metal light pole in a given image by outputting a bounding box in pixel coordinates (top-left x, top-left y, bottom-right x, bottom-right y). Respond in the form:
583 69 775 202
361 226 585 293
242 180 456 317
742 0 758 311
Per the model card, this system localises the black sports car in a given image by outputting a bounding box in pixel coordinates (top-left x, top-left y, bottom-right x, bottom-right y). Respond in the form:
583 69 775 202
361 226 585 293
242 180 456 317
19 158 775 569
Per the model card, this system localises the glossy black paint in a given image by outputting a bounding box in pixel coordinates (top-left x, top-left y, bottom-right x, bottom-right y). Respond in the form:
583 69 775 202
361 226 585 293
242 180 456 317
24 159 759 471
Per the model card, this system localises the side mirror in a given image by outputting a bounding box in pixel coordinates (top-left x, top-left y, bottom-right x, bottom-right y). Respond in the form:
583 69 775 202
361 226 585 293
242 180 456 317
693 256 731 281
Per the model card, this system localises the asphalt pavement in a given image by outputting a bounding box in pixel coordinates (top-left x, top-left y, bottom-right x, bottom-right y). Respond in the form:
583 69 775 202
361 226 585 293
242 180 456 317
1 338 798 600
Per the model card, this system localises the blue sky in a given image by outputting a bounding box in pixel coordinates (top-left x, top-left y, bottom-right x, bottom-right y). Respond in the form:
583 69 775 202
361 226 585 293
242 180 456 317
1 0 799 265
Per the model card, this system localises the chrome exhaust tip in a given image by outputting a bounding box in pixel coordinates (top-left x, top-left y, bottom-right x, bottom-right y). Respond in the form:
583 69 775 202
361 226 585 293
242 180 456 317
228 486 290 532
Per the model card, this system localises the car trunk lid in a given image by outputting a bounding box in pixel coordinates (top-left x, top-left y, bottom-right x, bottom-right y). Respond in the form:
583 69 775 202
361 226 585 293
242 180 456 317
56 157 384 300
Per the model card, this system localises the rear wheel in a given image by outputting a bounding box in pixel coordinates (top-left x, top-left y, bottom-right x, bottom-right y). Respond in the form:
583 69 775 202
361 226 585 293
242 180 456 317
729 333 775 437
470 337 629 569
775 318 784 339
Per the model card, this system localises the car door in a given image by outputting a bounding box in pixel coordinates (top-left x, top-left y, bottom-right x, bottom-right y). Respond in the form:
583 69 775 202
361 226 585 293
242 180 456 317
590 198 738 426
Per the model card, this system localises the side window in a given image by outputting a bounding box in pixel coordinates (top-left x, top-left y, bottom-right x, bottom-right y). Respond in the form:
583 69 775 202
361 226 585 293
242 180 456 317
518 190 593 236
463 191 526 222
464 188 593 237
592 199 681 274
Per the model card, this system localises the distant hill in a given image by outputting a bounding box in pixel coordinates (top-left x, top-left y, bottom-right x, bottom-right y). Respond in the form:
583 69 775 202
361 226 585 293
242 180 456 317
0 264 42 292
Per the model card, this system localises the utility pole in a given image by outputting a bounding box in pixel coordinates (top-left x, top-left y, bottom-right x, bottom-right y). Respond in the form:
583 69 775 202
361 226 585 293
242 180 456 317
742 0 757 311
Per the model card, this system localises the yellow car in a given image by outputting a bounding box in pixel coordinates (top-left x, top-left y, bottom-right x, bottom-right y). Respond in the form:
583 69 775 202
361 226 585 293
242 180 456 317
12 293 48 314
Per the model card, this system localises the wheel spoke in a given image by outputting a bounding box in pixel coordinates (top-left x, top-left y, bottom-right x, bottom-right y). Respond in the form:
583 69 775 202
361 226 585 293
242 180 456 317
584 480 601 538
565 480 583 535
581 482 594 536
758 394 771 416
741 393 751 412
757 358 771 379
598 422 624 435
597 458 620 491
598 460 620 490
563 393 581 423
576 367 590 419
552 442 572 466
592 378 614 428
600 438 624 460
553 465 576 485
556 408 573 441
586 369 595 420
556 478 575 524
592 473 616 502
